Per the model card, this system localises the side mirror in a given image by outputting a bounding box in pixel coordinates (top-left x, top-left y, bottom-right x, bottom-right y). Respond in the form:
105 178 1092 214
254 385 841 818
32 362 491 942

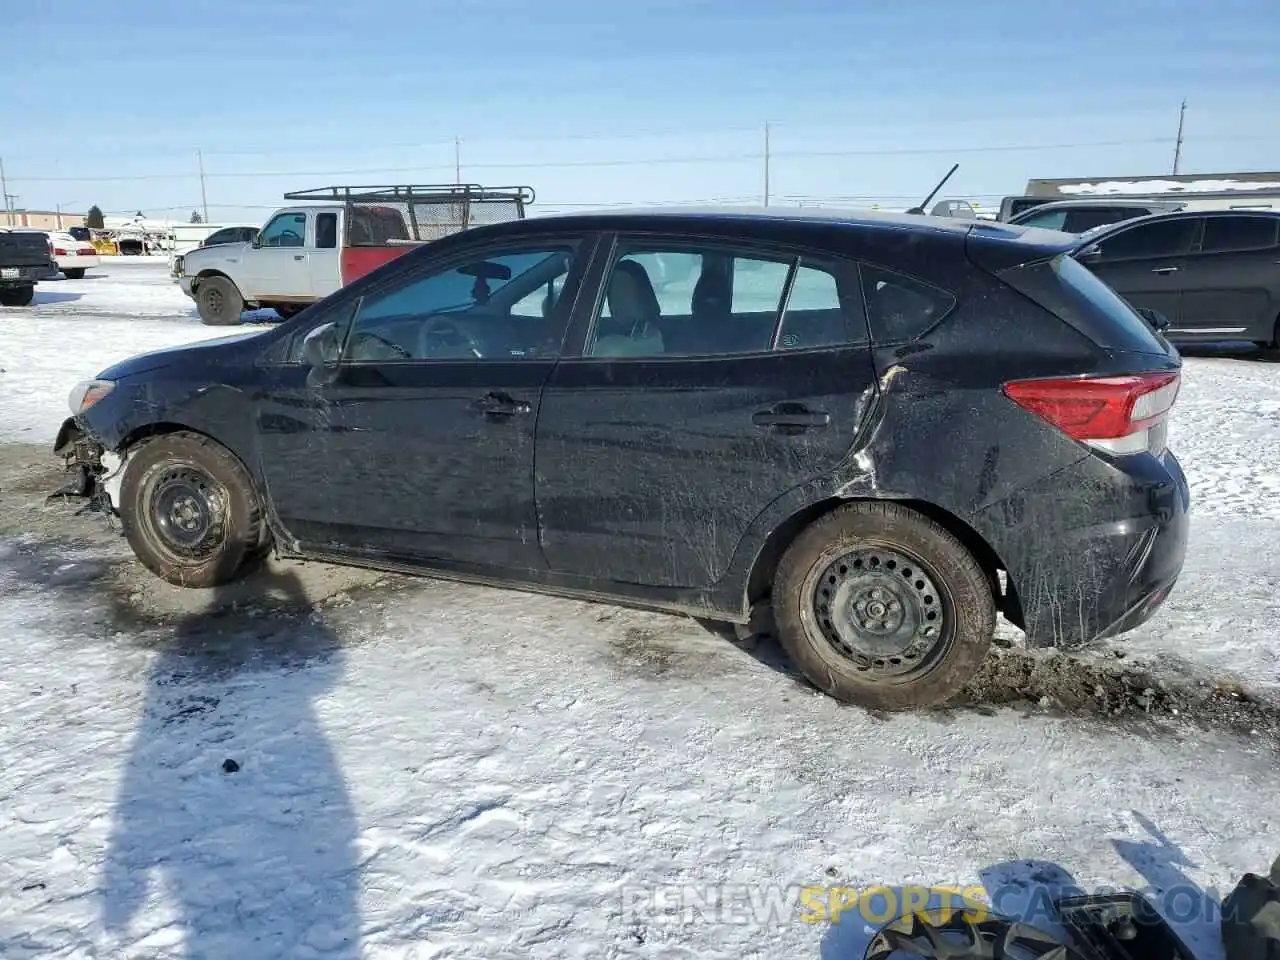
1075 244 1103 264
303 322 341 387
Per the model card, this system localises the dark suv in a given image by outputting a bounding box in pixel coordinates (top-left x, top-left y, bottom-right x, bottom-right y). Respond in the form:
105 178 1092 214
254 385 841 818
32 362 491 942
53 209 1189 710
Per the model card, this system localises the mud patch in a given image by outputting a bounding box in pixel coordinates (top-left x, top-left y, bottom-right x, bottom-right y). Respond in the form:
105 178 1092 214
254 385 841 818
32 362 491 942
948 647 1280 746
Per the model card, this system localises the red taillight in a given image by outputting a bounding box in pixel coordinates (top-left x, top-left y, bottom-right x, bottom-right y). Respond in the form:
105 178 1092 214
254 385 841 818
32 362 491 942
1003 371 1180 455
54 247 68 256
77 247 94 256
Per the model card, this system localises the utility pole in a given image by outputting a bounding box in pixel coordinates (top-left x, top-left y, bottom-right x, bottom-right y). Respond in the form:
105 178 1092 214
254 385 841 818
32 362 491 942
1172 99 1187 175
454 137 461 181
763 121 771 207
0 157 9 226
196 149 209 224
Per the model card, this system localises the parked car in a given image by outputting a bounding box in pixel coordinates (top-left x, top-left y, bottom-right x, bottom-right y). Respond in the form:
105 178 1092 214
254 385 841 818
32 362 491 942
1009 199 1187 233
175 184 534 325
0 229 56 305
7 228 100 279
53 208 1188 710
1072 210 1280 347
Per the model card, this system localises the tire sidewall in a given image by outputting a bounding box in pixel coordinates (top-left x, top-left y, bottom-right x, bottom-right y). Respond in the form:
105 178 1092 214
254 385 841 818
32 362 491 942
197 277 242 326
119 435 261 587
773 503 994 711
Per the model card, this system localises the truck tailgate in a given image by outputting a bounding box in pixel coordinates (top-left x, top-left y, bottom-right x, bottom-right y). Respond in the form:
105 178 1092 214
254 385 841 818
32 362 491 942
0 232 54 268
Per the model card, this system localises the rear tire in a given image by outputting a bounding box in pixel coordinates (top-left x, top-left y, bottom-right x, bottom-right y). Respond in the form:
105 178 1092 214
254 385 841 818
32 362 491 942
119 432 267 588
772 501 995 711
64 268 86 280
196 275 244 326
0 285 35 306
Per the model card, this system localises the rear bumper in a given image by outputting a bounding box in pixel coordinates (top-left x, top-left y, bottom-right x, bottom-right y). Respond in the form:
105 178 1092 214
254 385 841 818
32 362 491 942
55 254 100 270
0 263 53 285
976 449 1190 648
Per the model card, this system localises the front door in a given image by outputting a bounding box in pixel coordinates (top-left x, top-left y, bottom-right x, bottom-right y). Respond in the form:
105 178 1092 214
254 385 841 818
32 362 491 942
1175 214 1280 340
254 234 595 572
244 210 315 303
536 235 878 590
1084 216 1199 328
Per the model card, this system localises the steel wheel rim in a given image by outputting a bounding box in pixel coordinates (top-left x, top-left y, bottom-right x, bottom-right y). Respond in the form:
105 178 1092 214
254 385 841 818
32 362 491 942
145 465 228 561
205 287 224 314
806 543 954 680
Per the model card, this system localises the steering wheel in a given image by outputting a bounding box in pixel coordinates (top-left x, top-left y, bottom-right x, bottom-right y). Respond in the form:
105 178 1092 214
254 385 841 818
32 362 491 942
422 318 484 358
349 330 412 361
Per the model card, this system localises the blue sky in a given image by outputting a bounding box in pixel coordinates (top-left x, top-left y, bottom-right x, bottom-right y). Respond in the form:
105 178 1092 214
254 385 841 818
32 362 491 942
2 0 1278 223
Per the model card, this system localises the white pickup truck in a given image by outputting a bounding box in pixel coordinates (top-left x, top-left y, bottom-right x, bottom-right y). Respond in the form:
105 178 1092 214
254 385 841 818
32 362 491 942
175 184 534 325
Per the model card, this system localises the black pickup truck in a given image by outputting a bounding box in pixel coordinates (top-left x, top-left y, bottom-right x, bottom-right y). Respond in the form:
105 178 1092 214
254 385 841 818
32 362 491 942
0 230 55 306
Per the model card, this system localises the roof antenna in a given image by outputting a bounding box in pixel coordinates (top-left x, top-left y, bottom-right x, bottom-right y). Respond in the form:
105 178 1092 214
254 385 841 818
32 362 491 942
906 163 959 215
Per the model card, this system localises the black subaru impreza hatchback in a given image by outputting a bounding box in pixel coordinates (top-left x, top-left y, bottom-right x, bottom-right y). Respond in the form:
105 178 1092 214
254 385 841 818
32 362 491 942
55 208 1189 710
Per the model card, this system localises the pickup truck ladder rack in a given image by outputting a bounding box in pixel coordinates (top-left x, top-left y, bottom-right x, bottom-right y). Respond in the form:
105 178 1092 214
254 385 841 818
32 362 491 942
282 184 536 205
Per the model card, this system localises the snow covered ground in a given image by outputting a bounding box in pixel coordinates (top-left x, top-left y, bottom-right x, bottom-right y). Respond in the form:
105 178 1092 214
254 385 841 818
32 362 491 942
1 262 1278 959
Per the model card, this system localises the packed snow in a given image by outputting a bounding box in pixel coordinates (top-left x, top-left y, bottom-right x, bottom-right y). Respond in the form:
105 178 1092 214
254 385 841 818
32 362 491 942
1 261 1277 959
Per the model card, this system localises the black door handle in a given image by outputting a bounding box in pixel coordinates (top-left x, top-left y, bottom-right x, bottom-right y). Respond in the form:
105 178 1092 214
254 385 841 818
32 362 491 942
473 392 531 417
294 254 306 261
752 406 831 429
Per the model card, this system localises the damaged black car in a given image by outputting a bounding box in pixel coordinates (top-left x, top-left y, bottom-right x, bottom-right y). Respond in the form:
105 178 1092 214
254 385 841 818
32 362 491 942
53 208 1190 710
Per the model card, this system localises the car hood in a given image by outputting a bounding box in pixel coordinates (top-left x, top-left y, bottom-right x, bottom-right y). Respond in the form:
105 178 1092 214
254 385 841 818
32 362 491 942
96 329 270 380
184 240 253 263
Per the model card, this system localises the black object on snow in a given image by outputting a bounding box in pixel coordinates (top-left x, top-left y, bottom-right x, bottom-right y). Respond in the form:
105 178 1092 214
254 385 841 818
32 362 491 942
1055 893 1197 960
1221 856 1280 960
221 758 240 773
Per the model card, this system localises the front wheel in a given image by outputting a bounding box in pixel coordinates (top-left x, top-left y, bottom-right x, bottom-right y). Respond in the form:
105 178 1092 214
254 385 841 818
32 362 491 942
119 432 268 587
0 285 34 306
195 275 245 326
772 501 995 711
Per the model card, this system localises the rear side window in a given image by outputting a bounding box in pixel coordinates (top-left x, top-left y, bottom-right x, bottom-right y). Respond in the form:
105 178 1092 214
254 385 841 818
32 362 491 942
858 264 956 343
1062 208 1136 233
1094 219 1196 261
1199 216 1279 253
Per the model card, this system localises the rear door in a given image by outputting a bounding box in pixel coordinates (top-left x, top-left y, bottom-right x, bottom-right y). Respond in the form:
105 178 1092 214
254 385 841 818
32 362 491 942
1081 217 1199 326
535 233 878 590
307 211 342 299
1174 214 1280 340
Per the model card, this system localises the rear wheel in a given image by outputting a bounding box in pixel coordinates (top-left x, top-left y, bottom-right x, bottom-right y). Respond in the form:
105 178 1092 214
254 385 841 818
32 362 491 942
64 268 86 280
196 275 244 326
772 501 995 711
0 285 35 306
1254 316 1280 351
119 432 267 588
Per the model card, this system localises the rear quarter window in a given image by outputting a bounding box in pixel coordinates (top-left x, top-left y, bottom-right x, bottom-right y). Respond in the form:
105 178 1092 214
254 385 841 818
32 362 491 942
1199 216 1279 253
858 264 957 343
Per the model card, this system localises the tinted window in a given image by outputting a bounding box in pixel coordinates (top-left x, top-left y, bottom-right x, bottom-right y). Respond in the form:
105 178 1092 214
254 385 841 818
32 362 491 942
259 213 307 248
859 264 956 343
1095 219 1196 260
1199 216 1279 254
1062 208 1140 233
341 244 577 362
1019 209 1069 231
204 228 236 245
315 213 338 250
776 261 865 350
586 245 792 358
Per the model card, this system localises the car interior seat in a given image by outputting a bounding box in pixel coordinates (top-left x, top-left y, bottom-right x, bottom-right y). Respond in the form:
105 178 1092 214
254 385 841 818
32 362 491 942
593 260 665 357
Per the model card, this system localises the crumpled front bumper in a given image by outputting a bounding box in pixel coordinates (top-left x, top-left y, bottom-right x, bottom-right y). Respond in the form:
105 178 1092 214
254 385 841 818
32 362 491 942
51 417 122 514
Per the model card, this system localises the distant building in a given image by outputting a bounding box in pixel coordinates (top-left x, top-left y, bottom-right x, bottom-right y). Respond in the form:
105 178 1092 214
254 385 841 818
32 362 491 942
0 209 87 230
1024 171 1280 207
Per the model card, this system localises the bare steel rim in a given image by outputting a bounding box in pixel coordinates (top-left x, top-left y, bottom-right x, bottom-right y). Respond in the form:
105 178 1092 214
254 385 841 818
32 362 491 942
202 284 225 315
139 461 229 563
803 541 955 681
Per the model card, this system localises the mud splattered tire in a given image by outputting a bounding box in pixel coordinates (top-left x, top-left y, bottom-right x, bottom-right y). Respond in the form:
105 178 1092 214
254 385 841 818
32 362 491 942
196 275 244 326
0 285 35 306
773 501 995 711
119 432 266 588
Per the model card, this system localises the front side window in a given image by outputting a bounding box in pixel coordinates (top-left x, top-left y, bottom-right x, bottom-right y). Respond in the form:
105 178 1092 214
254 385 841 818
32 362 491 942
338 244 578 362
259 213 307 248
1020 209 1069 231
584 243 864 359
1199 215 1279 254
1095 219 1197 261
